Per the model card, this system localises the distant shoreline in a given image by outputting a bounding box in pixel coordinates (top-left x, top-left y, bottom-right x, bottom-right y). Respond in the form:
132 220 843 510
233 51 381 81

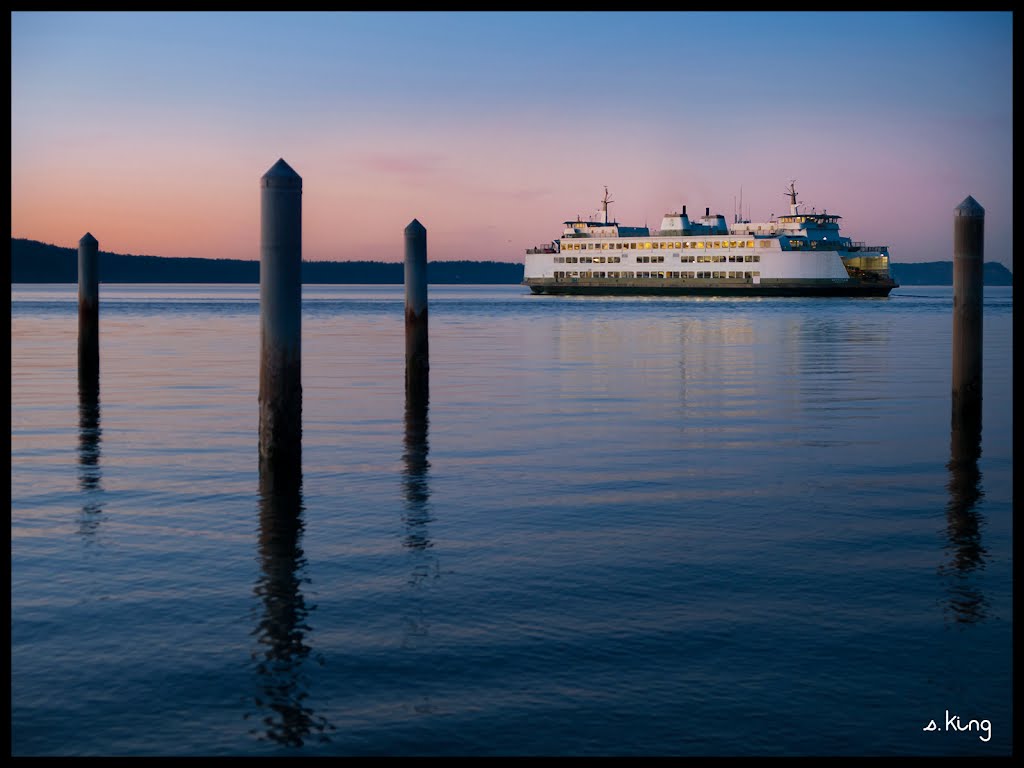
10 237 1013 286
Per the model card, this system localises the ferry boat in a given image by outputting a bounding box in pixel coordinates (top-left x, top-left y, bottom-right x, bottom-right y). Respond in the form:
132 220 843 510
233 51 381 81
524 183 897 297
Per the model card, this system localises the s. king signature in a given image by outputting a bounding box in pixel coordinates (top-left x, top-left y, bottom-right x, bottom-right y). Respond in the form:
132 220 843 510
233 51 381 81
923 710 991 742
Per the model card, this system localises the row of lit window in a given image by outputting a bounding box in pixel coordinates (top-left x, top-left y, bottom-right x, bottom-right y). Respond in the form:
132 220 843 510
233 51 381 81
697 254 761 263
562 239 759 251
555 253 761 264
553 271 762 280
556 256 624 264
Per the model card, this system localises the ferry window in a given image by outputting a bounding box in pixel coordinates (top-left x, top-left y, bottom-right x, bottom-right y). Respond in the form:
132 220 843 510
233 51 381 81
695 242 703 249
760 240 771 248
753 255 760 262
630 243 637 249
747 240 754 248
744 255 752 262
713 241 720 248
644 242 652 249
729 240 736 248
675 242 681 249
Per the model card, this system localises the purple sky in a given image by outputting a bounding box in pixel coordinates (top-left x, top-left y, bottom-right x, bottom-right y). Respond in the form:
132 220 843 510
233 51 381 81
11 12 1013 268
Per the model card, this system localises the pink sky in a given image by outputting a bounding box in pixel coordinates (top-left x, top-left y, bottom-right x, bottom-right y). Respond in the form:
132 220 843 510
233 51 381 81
11 12 1014 269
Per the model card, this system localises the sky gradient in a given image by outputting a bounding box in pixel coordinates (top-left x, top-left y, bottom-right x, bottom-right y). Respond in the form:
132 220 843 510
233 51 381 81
11 11 1014 268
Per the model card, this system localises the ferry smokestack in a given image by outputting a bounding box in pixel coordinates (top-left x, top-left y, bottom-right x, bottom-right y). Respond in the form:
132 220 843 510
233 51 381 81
682 205 686 216
705 207 710 217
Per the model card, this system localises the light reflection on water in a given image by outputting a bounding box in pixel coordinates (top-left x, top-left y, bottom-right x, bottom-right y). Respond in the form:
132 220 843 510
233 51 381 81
10 284 1013 756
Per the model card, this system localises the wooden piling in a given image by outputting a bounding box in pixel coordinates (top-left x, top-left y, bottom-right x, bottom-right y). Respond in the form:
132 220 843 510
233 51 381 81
78 232 99 380
259 158 303 479
951 196 984 435
404 219 429 402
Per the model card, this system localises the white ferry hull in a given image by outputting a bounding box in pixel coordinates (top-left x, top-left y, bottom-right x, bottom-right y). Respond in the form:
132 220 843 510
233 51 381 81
525 276 896 297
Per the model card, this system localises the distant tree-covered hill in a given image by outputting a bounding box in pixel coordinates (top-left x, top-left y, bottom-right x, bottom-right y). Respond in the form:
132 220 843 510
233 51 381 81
889 260 1012 286
9 238 525 284
9 237 1012 286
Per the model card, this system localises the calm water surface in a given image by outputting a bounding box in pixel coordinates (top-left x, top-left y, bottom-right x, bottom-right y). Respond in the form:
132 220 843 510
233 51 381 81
10 284 1013 756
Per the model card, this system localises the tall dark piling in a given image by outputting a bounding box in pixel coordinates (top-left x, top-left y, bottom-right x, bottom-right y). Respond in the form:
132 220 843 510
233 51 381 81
78 232 99 381
259 159 303 481
404 219 429 404
951 196 984 435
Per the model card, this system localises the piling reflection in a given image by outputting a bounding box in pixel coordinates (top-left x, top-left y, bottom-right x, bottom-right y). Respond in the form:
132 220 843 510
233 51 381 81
248 465 334 746
402 374 438 647
403 374 431 548
940 411 988 624
77 356 103 534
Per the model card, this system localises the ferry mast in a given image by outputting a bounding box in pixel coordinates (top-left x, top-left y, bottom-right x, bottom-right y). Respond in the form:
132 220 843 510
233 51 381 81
786 180 800 215
600 186 614 224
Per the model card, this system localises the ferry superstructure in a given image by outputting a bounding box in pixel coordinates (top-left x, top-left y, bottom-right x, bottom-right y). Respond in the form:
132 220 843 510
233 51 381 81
524 183 897 297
